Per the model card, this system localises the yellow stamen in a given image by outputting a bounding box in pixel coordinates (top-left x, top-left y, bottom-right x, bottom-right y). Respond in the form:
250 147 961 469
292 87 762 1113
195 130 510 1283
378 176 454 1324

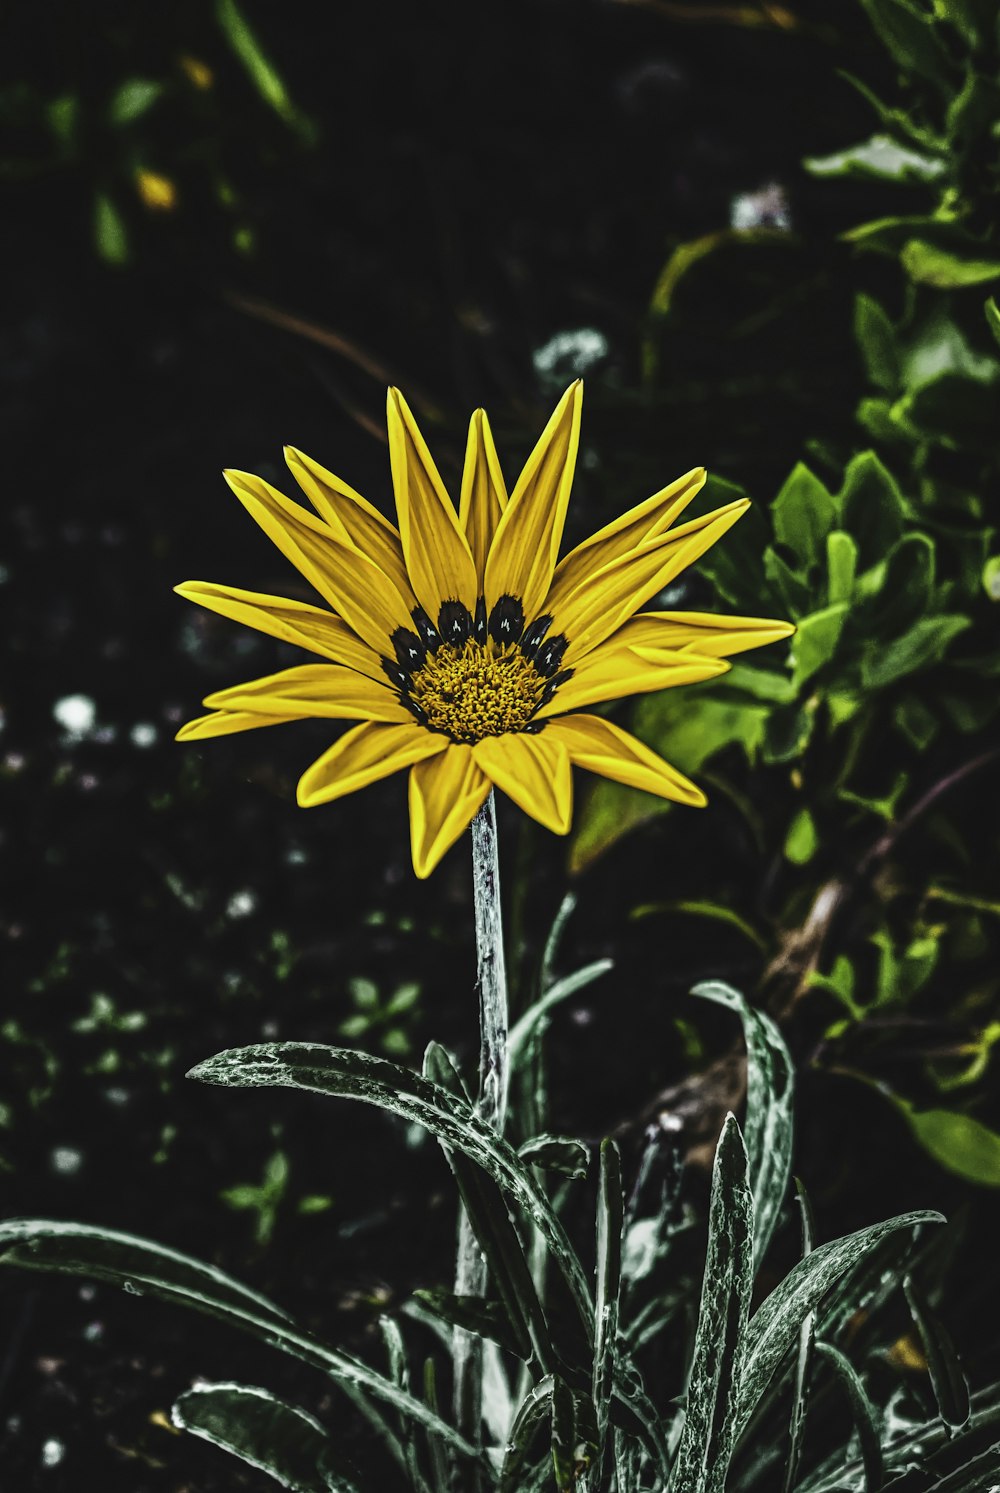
409 639 547 743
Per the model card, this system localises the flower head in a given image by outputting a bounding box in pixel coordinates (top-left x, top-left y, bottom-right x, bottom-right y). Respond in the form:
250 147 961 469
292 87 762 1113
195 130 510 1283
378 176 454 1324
176 384 792 876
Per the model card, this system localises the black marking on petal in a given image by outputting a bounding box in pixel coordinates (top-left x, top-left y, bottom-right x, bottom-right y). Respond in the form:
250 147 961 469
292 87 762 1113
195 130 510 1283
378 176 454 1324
411 605 441 652
406 698 429 727
381 656 409 690
391 627 426 674
539 667 574 708
523 720 546 734
534 633 569 678
473 595 488 644
438 600 472 646
519 614 553 661
489 594 525 645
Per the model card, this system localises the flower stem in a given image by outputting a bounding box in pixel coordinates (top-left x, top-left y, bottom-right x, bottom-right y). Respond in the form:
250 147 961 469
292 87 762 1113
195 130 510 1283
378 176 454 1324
453 790 509 1454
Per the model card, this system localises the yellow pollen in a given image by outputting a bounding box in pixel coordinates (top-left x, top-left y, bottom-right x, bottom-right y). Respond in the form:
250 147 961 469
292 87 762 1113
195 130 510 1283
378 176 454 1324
409 639 547 743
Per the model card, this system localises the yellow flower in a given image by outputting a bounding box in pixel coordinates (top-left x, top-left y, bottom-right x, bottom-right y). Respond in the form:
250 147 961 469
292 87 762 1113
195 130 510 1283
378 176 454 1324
176 384 792 877
135 169 177 212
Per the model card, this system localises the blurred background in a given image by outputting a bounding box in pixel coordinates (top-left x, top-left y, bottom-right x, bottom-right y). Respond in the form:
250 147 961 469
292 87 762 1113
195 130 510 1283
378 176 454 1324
2 0 999 1487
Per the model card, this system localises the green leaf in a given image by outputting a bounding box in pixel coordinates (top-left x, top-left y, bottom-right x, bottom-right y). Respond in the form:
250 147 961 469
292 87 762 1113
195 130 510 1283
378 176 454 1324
412 1290 525 1363
499 1377 555 1492
982 554 1000 600
838 451 907 565
827 531 859 605
93 193 129 266
214 0 312 137
901 239 1000 288
782 1184 817 1493
861 533 936 635
592 1140 624 1487
189 1044 594 1340
805 134 945 182
764 545 815 619
508 962 613 1071
904 1276 970 1428
668 1115 754 1493
692 983 794 1270
0 1220 481 1469
903 1105 1000 1186
861 615 971 688
517 1134 589 1180
857 0 952 88
172 1382 357 1492
737 1209 944 1440
772 463 839 567
853 295 901 393
814 1342 884 1493
107 78 163 126
784 807 818 865
893 371 1000 452
789 604 849 687
985 296 1000 350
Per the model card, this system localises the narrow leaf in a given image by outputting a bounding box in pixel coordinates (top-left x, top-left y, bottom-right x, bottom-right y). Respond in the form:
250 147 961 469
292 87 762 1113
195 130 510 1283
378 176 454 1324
592 1139 624 1487
904 1276 970 1429
814 1341 883 1493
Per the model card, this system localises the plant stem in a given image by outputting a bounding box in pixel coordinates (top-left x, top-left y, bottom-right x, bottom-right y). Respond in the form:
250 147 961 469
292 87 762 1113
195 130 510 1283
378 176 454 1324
453 790 509 1456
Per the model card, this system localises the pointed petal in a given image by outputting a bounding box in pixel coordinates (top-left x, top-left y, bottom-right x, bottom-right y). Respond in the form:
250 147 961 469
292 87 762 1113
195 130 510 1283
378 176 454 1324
408 745 490 879
484 382 583 620
203 664 413 723
543 714 706 807
175 709 298 741
297 721 446 807
545 466 706 616
174 581 384 678
387 388 478 620
284 446 415 603
224 469 412 655
535 648 728 719
458 408 508 587
608 609 795 659
472 733 572 835
553 499 751 661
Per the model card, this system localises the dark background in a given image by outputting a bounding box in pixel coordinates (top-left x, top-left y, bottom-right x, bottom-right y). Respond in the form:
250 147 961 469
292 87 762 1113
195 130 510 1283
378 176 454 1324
2 2 980 1489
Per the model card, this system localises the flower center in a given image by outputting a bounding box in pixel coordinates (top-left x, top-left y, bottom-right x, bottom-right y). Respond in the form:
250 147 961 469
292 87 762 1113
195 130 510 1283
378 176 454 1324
381 595 573 745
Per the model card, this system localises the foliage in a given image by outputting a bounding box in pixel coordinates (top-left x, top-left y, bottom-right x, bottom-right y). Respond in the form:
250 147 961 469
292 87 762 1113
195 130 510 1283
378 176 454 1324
4 974 989 1491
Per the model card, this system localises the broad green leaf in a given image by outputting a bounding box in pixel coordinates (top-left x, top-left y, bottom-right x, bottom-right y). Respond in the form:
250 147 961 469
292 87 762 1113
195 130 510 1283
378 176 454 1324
805 134 945 183
772 463 838 567
860 532 935 635
0 1220 480 1469
814 1342 883 1493
764 545 815 619
518 1134 589 1180
93 193 129 265
692 982 794 1269
668 1115 754 1493
853 294 900 392
986 296 1000 350
592 1140 624 1488
827 531 859 605
172 1382 357 1493
895 371 1000 452
902 239 1000 288
983 555 1000 600
904 1276 970 1429
903 1104 1000 1186
790 603 849 687
737 1210 944 1439
107 78 163 126
189 1044 594 1339
861 615 970 688
838 451 907 565
785 806 818 865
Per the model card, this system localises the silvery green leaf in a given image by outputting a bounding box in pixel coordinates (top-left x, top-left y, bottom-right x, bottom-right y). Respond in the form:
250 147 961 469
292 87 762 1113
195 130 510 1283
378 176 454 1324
591 1139 624 1488
518 1134 590 1180
171 1382 357 1493
815 1341 884 1493
692 981 794 1269
904 1276 970 1430
668 1114 754 1493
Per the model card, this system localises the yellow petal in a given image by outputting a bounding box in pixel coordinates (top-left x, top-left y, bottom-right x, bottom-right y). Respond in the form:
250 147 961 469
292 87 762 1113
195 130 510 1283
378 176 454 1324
409 745 490 878
535 648 728 719
297 721 447 807
203 664 413 723
224 469 412 655
554 499 751 661
174 581 383 679
543 714 706 807
175 709 298 741
472 733 572 835
484 382 583 621
545 466 706 616
283 446 415 604
608 609 795 659
458 408 508 587
387 388 478 620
